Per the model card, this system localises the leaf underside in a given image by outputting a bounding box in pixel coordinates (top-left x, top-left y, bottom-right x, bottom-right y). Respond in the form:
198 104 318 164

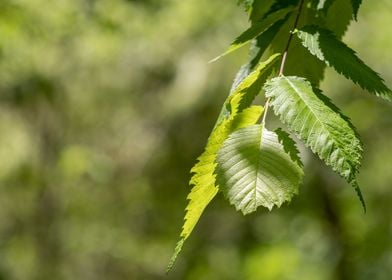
216 125 303 214
297 25 392 100
167 105 263 271
168 54 282 271
264 76 366 211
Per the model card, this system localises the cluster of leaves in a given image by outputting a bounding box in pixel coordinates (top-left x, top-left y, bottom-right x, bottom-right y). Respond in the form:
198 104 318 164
169 0 391 270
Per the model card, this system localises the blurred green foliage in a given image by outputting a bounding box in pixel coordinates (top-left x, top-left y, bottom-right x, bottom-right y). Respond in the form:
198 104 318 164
0 0 391 279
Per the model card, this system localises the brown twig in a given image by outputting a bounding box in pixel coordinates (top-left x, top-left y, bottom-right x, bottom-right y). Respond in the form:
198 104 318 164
262 0 305 125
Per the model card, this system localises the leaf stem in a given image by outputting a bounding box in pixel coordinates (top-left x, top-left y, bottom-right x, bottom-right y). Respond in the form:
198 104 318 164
278 0 305 76
262 0 305 125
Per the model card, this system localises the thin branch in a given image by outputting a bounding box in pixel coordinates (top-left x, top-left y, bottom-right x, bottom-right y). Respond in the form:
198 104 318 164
262 0 305 125
279 0 305 76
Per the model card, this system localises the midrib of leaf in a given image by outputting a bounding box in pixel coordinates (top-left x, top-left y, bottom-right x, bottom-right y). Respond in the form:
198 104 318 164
216 125 303 214
253 125 264 211
285 77 332 150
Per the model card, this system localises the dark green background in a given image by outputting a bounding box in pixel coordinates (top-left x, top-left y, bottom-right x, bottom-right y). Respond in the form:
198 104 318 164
0 0 391 279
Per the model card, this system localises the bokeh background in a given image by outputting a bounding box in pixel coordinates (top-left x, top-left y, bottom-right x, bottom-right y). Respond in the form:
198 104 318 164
0 0 391 279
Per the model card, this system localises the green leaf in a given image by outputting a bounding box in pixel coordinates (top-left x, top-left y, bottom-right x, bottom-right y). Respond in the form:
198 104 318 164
245 16 288 67
225 16 286 95
351 0 362 20
296 25 392 100
268 0 299 13
275 128 303 167
216 125 303 214
249 0 275 23
324 0 353 37
167 106 263 271
269 0 354 86
168 54 281 270
217 53 281 125
264 76 366 210
269 4 326 85
228 29 284 96
209 6 294 63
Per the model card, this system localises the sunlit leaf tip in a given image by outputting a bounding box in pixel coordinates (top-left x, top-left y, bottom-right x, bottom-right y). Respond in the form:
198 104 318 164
166 238 184 273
